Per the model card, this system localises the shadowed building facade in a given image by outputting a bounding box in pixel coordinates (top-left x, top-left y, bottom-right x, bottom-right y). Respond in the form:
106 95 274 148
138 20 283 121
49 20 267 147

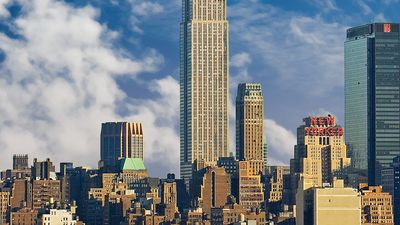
345 23 400 185
101 122 144 171
192 166 231 215
180 0 230 182
236 83 265 175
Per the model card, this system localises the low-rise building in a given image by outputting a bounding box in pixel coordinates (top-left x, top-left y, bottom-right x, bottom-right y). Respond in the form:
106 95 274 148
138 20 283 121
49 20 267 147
359 183 394 225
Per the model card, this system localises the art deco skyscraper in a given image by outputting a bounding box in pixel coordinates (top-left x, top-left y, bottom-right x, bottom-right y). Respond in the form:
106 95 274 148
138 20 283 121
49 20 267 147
100 122 144 171
290 115 351 203
180 0 229 180
236 83 265 175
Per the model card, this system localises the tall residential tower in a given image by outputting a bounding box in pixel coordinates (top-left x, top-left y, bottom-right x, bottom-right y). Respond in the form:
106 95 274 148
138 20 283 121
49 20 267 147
236 83 265 175
180 0 230 180
345 23 400 185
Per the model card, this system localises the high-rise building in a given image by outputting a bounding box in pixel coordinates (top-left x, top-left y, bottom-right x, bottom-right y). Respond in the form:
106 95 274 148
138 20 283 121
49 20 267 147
290 115 350 203
345 23 400 185
0 188 10 224
192 166 231 215
296 179 361 225
100 122 144 171
180 0 230 181
236 83 265 175
266 166 289 204
31 158 56 180
31 180 61 209
393 156 400 225
237 161 264 209
13 155 28 170
359 183 394 225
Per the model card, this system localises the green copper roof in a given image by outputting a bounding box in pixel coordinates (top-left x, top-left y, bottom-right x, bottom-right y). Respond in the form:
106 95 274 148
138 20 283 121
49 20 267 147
120 158 146 171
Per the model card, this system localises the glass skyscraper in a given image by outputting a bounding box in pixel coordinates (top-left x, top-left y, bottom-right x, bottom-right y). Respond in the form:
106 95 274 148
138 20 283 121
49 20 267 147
345 23 400 185
100 122 144 171
180 0 229 181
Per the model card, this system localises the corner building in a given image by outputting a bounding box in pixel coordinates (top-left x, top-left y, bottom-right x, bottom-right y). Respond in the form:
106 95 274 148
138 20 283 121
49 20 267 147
345 23 400 185
180 0 230 181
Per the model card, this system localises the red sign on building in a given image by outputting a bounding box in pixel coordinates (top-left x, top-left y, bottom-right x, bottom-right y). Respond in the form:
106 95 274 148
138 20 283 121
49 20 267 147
384 23 391 33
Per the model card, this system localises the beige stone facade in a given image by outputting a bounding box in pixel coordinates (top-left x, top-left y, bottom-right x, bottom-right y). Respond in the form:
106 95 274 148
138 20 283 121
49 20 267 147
31 180 61 209
290 115 351 203
359 184 394 225
180 0 230 180
0 190 10 224
267 166 289 203
296 179 361 225
238 161 264 209
193 166 231 215
236 83 265 175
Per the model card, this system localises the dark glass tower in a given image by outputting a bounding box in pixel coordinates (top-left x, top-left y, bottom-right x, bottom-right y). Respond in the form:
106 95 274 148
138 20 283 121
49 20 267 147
345 23 400 185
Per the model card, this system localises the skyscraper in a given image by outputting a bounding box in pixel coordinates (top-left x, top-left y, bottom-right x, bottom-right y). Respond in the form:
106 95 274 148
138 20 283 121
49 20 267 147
345 23 400 185
180 0 229 180
290 115 350 203
100 122 144 171
236 83 265 175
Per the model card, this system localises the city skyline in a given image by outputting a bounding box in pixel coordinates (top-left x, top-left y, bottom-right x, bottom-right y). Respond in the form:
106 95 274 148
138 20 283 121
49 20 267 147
1 0 400 177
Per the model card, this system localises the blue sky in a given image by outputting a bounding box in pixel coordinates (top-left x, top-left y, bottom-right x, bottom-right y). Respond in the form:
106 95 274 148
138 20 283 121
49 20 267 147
0 0 399 176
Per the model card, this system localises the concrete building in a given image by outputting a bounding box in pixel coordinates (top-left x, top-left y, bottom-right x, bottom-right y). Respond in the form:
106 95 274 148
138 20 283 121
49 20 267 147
192 166 231 215
39 209 81 225
32 158 56 180
120 158 148 186
359 183 394 225
236 83 265 175
237 161 264 209
0 188 10 224
10 179 31 210
160 180 178 221
394 156 400 225
101 122 144 171
217 157 238 176
180 0 230 181
31 180 61 209
345 23 400 185
13 154 29 170
266 166 289 204
211 203 266 225
296 179 361 225
290 115 350 203
10 208 38 225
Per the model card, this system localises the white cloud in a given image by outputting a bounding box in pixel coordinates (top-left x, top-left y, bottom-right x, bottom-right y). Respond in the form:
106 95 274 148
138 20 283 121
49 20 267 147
230 52 252 89
356 0 373 15
265 119 296 165
382 0 399 5
0 0 11 17
127 0 169 34
374 13 387 22
229 2 346 96
308 0 338 12
0 0 180 176
130 0 163 16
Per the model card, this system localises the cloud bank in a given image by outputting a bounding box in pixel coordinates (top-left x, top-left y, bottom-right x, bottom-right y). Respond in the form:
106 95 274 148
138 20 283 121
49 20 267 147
0 0 179 175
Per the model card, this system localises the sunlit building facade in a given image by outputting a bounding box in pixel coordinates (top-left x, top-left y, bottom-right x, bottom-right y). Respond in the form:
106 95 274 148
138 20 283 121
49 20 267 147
236 83 265 175
180 0 230 181
345 23 400 185
100 122 144 171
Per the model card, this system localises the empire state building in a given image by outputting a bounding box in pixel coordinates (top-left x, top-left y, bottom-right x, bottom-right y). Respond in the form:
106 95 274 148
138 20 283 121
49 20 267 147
180 0 229 181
